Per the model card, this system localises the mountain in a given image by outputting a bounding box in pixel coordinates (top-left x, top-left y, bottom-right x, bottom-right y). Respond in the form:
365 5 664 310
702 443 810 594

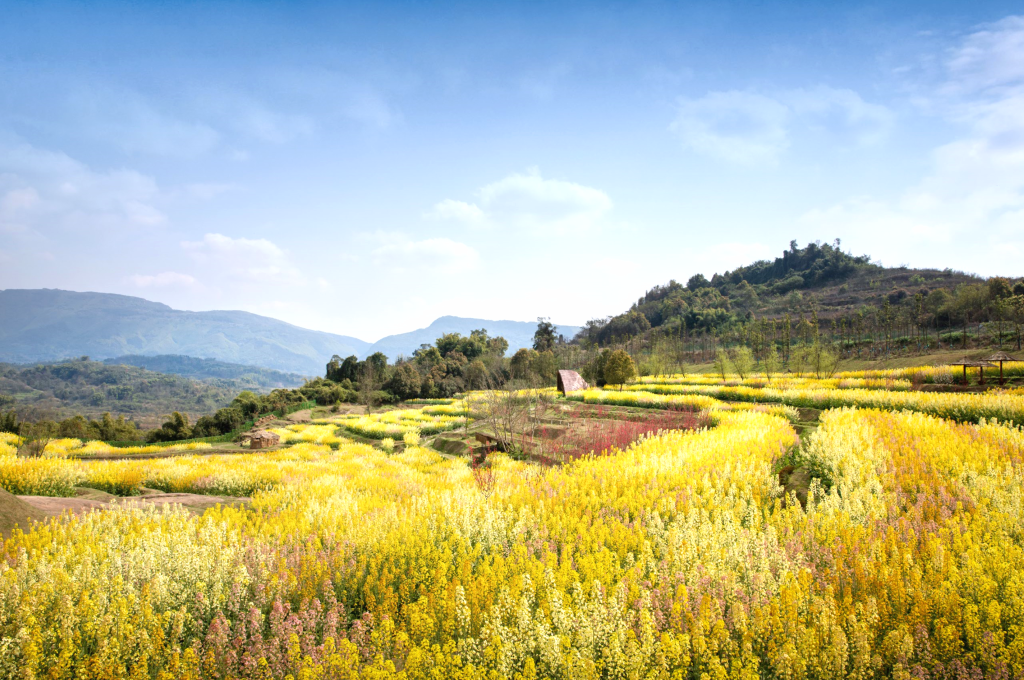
361 316 583 361
103 355 305 389
0 289 369 375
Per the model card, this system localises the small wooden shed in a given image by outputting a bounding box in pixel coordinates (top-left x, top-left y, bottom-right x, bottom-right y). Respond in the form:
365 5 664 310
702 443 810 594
557 370 590 395
243 430 280 450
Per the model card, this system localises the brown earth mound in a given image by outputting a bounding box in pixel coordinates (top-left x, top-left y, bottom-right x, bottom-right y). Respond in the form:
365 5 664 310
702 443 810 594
0 487 49 537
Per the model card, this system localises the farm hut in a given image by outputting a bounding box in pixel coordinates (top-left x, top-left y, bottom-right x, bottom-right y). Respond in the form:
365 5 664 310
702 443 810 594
557 370 589 396
949 359 997 385
983 351 1019 385
244 430 280 450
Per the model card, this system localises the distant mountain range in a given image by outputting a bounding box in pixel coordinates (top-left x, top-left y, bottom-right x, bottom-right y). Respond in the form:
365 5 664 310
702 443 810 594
360 316 582 361
0 289 368 375
0 289 581 375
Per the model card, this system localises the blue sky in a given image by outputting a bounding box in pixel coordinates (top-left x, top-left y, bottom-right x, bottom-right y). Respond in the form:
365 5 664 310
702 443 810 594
1 1 1022 341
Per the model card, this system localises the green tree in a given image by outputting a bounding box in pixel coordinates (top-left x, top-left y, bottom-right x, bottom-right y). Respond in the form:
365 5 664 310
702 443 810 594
533 317 557 352
730 347 753 379
763 345 780 384
603 350 636 389
384 363 422 401
714 349 731 381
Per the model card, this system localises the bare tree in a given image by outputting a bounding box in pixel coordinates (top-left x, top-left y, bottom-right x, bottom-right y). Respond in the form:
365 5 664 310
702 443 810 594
468 376 539 455
359 362 381 415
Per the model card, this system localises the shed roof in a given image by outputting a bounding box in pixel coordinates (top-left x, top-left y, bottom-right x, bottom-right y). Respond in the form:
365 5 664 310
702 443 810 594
983 351 1019 362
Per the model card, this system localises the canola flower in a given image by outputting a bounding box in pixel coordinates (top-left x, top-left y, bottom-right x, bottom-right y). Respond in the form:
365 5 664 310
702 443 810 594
2 397 1024 677
43 438 214 457
268 423 347 446
330 408 467 439
566 387 800 420
638 373 914 391
625 379 1024 423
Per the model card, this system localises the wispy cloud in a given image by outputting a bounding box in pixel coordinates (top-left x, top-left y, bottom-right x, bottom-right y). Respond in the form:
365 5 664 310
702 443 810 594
371 235 480 274
670 91 791 165
801 15 1024 270
181 233 302 283
670 86 893 165
127 271 198 288
426 168 613 233
0 135 165 242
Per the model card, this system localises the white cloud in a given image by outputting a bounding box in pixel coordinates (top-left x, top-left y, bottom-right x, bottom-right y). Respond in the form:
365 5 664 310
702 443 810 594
372 236 480 274
801 15 1024 273
424 198 487 226
787 86 894 145
0 136 166 240
181 233 302 282
670 90 790 165
670 86 893 164
128 271 198 288
427 169 613 233
945 16 1024 95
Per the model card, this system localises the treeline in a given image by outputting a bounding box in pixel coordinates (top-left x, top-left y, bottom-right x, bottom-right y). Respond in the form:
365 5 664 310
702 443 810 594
315 322 562 406
0 322 567 444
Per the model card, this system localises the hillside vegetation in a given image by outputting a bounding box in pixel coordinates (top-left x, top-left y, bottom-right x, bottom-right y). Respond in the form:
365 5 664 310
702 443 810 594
570 240 1023 375
104 355 305 389
0 359 248 428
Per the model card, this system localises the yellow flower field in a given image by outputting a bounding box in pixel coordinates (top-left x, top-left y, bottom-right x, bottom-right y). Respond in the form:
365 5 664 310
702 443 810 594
1 385 1023 677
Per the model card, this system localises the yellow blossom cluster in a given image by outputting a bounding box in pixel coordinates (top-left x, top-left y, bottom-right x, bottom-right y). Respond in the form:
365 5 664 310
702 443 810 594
326 408 468 440
638 373 914 391
43 438 214 457
623 379 1024 423
566 387 799 420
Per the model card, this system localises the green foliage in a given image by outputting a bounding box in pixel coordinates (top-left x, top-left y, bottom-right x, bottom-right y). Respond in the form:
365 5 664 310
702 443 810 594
714 349 731 381
730 346 753 379
0 358 242 422
603 349 637 388
147 411 192 443
533 318 557 352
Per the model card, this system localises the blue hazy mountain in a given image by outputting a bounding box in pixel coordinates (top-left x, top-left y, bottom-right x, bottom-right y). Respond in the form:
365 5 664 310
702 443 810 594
0 289 369 375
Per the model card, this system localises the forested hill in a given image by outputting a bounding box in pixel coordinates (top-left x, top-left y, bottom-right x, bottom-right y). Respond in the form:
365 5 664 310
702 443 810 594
577 240 1012 346
0 359 246 427
104 355 305 389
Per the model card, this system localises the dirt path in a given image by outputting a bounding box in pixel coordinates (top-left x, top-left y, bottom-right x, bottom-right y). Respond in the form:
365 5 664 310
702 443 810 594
18 489 251 518
287 409 313 422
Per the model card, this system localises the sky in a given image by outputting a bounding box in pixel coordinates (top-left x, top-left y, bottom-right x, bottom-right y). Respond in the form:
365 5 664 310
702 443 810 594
1 1 1023 341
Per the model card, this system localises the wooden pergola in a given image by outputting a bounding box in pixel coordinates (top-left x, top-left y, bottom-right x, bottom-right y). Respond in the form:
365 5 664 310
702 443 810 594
949 359 997 385
983 351 1019 385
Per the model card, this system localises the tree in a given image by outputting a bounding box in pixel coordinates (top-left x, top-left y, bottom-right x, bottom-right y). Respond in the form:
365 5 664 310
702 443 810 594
806 341 842 378
384 363 422 401
359 361 382 414
603 350 636 389
464 359 490 390
763 345 780 384
509 348 537 381
533 317 557 352
687 274 710 291
730 347 753 379
714 349 731 381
